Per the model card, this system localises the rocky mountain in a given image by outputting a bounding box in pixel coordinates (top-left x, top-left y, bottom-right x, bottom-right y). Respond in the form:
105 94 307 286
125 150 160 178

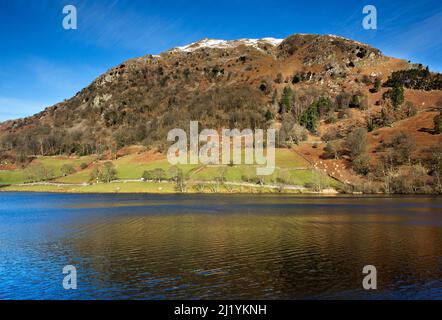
1 33 442 193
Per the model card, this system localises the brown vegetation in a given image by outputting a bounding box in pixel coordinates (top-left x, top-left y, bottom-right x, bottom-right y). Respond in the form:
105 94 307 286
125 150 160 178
1 33 441 193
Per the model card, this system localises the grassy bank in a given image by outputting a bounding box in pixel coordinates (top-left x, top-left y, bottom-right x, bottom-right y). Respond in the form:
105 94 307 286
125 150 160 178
0 148 341 194
0 181 340 194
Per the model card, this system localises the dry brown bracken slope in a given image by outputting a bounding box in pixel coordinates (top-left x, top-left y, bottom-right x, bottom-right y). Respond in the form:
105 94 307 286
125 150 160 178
1 33 441 193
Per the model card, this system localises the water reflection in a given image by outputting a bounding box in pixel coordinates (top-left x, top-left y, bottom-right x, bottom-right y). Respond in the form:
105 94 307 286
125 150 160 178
0 193 442 299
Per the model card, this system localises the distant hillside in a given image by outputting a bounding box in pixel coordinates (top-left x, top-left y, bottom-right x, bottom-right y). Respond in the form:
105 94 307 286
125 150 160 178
1 33 442 193
0 34 398 154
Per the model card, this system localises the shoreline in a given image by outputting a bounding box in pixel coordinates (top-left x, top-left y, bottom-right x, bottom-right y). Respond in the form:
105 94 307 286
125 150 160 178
0 187 339 195
0 189 339 195
1 184 441 196
0 180 341 195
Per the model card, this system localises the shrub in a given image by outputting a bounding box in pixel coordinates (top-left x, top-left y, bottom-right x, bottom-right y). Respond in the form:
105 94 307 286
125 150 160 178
335 92 351 109
367 118 375 132
278 114 296 146
290 124 308 144
359 94 369 110
322 128 342 142
361 75 372 85
292 74 301 84
274 73 283 84
14 151 30 168
61 164 76 176
323 141 340 159
349 94 360 108
346 128 368 158
143 168 166 182
324 112 337 124
403 101 417 117
389 165 428 194
349 93 368 110
167 166 180 182
292 72 312 84
24 164 55 183
152 168 166 181
299 102 319 132
265 110 273 121
280 86 293 113
194 183 206 192
142 170 154 181
380 107 394 126
174 168 187 192
294 95 332 132
315 96 334 117
352 154 370 175
390 132 416 165
304 182 315 189
90 162 117 183
390 84 405 109
383 67 441 91
430 139 442 192
372 78 381 93
338 109 352 119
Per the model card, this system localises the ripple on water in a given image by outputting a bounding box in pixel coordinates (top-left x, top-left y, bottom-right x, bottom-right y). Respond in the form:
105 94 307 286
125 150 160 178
1 193 442 299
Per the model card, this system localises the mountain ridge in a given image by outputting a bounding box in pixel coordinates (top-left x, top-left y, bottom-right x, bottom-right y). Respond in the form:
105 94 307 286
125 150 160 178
0 33 392 129
1 32 441 194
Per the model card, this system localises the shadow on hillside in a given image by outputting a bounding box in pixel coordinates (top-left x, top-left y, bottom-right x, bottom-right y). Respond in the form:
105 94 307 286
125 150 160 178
418 127 438 135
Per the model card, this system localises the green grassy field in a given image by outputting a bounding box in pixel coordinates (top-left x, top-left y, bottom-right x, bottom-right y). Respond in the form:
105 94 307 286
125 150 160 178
0 170 26 184
113 156 201 179
0 156 93 185
36 156 94 176
0 148 341 193
56 155 201 183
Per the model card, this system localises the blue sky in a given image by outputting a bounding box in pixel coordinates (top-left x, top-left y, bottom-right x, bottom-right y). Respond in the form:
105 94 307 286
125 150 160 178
0 0 441 121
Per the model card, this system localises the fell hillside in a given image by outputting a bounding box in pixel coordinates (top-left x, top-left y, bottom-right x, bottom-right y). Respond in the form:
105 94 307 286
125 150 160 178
0 34 406 152
1 33 442 193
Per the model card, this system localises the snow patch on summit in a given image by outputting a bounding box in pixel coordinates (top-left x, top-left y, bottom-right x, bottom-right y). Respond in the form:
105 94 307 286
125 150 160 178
173 38 283 52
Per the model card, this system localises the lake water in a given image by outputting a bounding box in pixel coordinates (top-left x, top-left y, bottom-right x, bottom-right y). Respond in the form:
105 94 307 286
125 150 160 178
0 192 442 300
